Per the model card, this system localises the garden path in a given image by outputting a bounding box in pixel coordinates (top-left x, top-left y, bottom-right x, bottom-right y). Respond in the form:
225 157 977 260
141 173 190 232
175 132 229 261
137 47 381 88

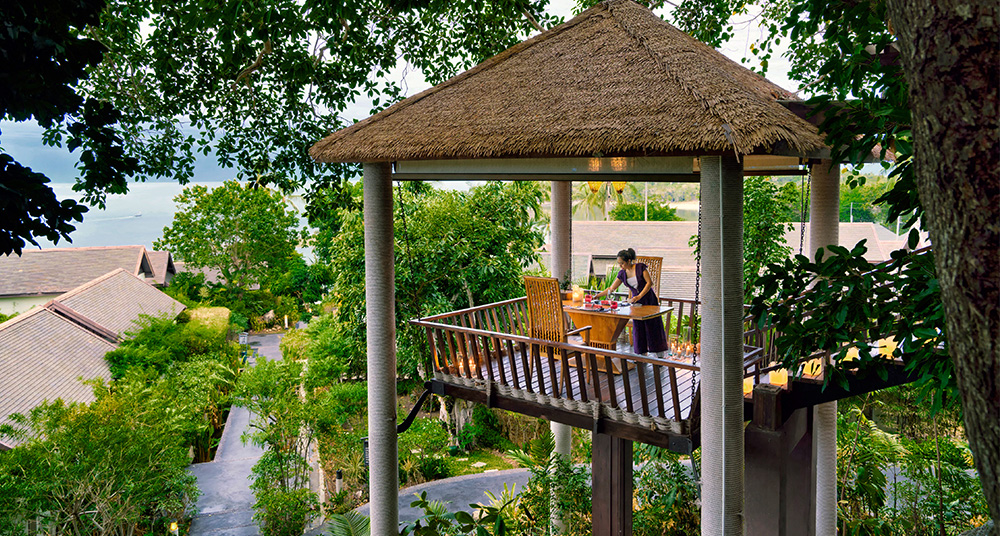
188 333 284 536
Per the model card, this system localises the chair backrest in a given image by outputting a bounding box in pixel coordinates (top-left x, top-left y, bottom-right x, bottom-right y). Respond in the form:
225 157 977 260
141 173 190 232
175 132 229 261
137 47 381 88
636 255 663 298
523 276 567 343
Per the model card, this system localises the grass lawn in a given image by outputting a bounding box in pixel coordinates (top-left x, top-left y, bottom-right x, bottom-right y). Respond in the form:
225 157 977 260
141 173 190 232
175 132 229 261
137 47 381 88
448 448 519 477
187 306 231 332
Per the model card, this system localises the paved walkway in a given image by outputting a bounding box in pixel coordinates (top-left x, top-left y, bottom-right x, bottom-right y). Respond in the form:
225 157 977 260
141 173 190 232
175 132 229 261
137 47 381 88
188 333 283 536
356 468 530 526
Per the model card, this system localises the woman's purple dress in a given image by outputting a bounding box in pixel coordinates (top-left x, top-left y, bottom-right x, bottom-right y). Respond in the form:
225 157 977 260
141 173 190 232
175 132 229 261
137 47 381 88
618 263 668 354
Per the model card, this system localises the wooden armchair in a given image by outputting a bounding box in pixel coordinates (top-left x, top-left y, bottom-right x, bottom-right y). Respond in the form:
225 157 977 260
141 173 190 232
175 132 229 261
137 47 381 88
523 276 591 344
523 276 592 386
636 255 663 299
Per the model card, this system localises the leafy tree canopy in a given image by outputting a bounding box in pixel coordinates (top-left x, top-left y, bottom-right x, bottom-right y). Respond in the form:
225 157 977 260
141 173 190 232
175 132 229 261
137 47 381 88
609 201 682 222
320 180 546 375
0 0 562 256
155 180 302 291
0 0 138 255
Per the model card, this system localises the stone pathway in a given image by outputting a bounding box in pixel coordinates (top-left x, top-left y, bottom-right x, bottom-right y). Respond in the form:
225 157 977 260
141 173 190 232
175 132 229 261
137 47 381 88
188 333 283 536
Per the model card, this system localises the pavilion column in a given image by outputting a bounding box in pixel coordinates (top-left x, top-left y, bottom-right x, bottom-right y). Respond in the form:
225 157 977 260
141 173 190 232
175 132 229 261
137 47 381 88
549 181 574 459
700 155 746 536
364 162 398 536
549 181 573 531
810 160 840 536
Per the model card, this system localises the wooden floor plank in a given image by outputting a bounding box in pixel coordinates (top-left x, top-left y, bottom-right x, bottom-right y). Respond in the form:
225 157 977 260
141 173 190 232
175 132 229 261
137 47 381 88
483 346 700 421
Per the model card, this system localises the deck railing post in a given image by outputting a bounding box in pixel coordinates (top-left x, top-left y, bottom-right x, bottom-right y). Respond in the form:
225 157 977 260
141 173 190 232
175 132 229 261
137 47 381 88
699 154 745 536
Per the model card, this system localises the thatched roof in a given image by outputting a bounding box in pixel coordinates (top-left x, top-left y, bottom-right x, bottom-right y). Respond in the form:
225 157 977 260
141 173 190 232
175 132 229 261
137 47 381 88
310 0 825 164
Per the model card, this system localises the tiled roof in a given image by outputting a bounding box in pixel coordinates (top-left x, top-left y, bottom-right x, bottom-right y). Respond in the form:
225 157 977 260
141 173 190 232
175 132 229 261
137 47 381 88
0 246 154 297
0 307 115 448
53 269 185 338
543 221 907 300
146 251 177 286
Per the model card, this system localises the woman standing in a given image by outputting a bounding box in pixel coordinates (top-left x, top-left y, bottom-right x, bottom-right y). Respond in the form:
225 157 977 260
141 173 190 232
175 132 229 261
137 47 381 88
594 248 668 355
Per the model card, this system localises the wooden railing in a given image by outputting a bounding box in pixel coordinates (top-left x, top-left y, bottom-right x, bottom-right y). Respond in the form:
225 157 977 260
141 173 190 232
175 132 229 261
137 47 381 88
413 295 765 437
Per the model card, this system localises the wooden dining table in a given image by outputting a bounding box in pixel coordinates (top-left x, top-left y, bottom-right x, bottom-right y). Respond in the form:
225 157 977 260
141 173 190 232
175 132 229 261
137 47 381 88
562 300 674 373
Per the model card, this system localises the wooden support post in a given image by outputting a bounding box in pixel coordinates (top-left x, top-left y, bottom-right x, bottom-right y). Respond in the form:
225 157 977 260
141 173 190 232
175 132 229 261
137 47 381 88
592 433 633 536
744 386 815 536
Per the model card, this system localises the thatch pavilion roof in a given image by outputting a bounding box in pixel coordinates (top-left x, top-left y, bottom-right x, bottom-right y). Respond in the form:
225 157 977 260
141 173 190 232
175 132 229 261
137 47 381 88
310 0 825 164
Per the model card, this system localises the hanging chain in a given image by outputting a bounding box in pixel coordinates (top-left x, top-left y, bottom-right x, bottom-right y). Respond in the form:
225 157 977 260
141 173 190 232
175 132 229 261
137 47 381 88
691 180 702 398
798 165 812 256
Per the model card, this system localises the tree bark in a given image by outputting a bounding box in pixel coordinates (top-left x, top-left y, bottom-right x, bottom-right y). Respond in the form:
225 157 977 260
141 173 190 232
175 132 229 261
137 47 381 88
885 0 999 525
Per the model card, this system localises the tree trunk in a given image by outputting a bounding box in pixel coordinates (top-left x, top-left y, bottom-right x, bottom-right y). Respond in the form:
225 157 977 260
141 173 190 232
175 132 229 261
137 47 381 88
885 0 999 525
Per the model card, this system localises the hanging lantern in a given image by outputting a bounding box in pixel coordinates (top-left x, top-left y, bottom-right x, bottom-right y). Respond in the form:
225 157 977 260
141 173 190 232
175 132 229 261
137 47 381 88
587 181 603 194
611 181 627 194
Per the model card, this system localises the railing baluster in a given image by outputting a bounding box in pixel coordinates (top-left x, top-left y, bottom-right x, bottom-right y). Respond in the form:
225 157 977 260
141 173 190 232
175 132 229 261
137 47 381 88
533 344 546 395
470 332 487 382
621 360 635 413
589 352 603 403
458 332 480 380
520 341 533 393
502 304 516 335
667 368 682 421
652 364 666 419
636 363 650 416
505 339 520 389
479 334 495 383
574 350 589 403
493 336 507 385
546 346 559 397
447 330 466 378
489 308 502 333
603 354 618 408
426 327 445 374
559 348 574 400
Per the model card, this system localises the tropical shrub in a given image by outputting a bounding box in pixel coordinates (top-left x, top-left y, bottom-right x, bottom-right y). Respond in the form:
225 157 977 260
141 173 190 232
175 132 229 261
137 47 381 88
234 358 319 536
457 405 509 451
311 381 368 433
0 387 199 535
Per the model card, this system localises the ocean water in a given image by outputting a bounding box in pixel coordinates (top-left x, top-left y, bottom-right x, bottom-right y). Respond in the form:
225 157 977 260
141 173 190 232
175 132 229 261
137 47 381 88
36 182 219 250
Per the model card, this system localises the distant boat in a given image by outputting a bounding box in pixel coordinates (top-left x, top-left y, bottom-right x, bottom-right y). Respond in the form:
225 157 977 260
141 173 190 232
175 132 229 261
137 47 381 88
134 212 142 217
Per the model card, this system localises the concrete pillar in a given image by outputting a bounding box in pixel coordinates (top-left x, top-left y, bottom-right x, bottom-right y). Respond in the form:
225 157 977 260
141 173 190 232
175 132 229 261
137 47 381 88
550 180 573 459
364 162 398 536
699 155 746 536
550 181 573 285
809 160 839 536
550 181 574 531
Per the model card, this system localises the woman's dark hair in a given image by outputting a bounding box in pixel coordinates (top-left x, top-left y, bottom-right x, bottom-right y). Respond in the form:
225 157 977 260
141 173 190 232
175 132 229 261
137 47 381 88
617 248 636 263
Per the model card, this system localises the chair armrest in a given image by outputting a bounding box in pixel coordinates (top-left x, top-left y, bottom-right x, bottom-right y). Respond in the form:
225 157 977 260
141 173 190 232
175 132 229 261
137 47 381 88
568 325 591 345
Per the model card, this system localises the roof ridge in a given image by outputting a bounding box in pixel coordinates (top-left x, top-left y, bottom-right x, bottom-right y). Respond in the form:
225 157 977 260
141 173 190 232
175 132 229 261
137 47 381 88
312 4 606 158
22 245 146 253
604 0 773 154
55 268 130 302
45 300 120 344
0 306 48 331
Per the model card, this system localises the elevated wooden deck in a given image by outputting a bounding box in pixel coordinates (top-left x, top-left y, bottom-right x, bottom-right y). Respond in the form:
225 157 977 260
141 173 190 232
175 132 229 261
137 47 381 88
413 296 763 451
413 294 921 452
